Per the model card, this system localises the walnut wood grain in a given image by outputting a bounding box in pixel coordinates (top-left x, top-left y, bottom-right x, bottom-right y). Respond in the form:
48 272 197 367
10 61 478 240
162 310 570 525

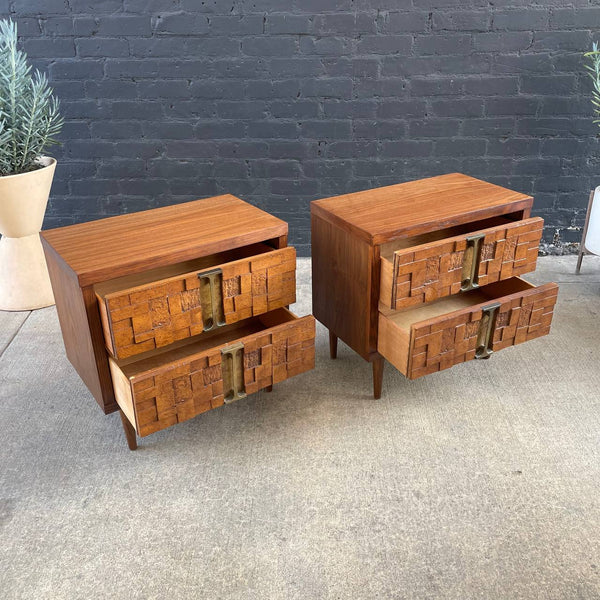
329 331 338 359
312 173 533 245
42 242 117 413
119 410 137 451
41 195 288 287
311 212 375 360
311 173 551 399
372 356 384 400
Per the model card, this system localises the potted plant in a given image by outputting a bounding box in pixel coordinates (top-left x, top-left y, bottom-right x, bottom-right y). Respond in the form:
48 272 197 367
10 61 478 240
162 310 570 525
0 19 63 310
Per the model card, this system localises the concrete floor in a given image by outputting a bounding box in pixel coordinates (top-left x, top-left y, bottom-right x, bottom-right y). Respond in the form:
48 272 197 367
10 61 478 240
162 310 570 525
1 256 599 600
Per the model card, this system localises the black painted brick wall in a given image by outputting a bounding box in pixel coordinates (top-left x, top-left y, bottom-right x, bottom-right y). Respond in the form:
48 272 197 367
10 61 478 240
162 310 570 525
5 0 600 255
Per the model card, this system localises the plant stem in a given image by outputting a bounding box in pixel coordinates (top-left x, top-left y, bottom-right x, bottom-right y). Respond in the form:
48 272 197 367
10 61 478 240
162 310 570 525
8 32 17 169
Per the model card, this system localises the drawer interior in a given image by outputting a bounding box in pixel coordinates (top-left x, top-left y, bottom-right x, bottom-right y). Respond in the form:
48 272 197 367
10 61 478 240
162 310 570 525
114 306 299 378
111 306 315 436
94 242 276 298
379 277 535 333
378 276 556 379
380 215 516 261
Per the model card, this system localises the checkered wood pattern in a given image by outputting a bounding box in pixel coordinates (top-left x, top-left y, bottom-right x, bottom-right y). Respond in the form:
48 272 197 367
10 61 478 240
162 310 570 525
220 246 296 324
407 283 558 380
241 314 315 395
390 218 543 311
99 247 296 359
102 275 205 360
129 315 315 437
131 349 224 436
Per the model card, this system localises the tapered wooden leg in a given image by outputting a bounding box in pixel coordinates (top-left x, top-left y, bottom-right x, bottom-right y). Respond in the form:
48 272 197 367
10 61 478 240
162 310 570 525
372 356 384 400
119 410 137 451
329 331 338 359
264 385 273 393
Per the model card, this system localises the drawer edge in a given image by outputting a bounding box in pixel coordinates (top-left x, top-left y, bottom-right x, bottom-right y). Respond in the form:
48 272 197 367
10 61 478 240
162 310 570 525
377 312 410 377
96 293 118 358
109 358 138 433
410 280 557 333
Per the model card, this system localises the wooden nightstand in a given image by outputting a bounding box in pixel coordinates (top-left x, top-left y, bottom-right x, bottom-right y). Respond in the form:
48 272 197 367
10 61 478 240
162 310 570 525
311 173 558 398
41 195 315 449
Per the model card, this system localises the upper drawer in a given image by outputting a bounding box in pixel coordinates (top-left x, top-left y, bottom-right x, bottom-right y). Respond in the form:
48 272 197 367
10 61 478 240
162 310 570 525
110 308 315 437
95 244 296 360
378 277 558 380
380 217 544 311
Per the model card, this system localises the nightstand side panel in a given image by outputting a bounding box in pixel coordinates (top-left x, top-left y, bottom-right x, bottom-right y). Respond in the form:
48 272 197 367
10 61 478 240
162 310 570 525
43 241 117 414
311 212 373 360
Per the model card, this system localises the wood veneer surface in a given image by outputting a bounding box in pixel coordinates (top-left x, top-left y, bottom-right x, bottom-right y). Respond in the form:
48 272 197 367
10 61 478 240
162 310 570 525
311 214 373 359
43 243 116 412
311 173 533 244
41 195 287 286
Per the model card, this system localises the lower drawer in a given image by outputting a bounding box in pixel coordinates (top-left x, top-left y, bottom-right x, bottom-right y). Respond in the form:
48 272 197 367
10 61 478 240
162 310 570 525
378 277 558 380
110 308 315 436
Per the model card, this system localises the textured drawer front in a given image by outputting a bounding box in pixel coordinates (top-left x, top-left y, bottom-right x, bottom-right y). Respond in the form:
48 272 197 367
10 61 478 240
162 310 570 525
380 217 543 311
110 310 315 437
97 247 296 359
378 278 558 380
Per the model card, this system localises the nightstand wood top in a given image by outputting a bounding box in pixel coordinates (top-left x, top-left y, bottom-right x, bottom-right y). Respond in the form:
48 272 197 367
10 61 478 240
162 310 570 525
311 173 533 245
41 195 287 286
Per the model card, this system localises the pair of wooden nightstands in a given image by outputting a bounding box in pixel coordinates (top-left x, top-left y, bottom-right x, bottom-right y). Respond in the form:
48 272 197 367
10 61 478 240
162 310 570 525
42 173 557 448
41 196 315 449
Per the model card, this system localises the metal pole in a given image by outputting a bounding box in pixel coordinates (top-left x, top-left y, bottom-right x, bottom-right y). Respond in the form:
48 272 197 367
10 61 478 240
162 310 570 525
575 190 595 274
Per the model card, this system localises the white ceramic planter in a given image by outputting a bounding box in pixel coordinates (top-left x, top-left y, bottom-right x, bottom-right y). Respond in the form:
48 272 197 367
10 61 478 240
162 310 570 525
0 157 57 311
585 186 600 256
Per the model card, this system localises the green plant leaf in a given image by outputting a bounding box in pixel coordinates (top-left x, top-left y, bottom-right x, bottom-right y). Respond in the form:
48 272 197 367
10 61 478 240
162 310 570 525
0 19 62 175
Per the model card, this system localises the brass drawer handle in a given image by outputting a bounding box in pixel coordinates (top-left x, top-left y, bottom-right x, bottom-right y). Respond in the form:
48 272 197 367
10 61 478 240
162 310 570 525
461 233 485 292
221 342 247 403
475 302 500 359
198 268 225 331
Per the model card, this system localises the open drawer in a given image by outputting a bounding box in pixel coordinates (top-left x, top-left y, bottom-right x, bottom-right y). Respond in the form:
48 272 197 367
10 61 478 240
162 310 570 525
109 308 315 437
95 243 296 360
378 277 558 380
380 216 544 311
